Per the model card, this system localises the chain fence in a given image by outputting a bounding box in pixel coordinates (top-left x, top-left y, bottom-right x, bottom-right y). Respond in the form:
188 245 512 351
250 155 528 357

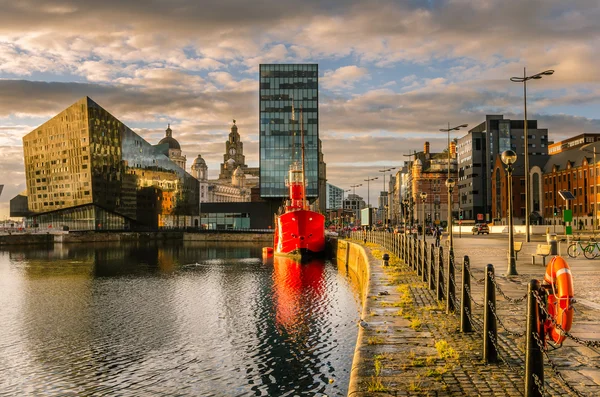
348 230 599 397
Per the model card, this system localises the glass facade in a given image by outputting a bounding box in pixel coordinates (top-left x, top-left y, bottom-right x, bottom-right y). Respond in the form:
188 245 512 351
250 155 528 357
22 97 199 231
259 64 319 198
28 205 130 231
198 212 251 230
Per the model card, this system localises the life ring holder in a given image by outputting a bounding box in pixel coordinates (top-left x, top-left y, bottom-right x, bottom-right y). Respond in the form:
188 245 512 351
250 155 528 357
541 256 575 346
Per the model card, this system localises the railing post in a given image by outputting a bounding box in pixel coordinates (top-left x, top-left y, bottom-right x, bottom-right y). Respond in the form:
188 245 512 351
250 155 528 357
429 243 436 290
413 235 418 271
483 264 498 363
417 240 423 276
460 256 473 333
446 248 455 314
437 246 444 301
422 241 428 283
525 280 544 397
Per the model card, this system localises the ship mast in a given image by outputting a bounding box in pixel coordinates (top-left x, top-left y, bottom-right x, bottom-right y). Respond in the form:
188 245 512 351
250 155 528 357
300 105 307 210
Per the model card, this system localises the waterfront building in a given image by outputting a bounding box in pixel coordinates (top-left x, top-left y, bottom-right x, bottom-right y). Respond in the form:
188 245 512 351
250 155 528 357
457 115 549 222
157 124 186 170
392 164 409 225
343 193 366 225
410 142 458 227
326 183 343 210
548 133 600 155
259 64 324 213
21 97 199 231
218 120 259 180
541 141 600 230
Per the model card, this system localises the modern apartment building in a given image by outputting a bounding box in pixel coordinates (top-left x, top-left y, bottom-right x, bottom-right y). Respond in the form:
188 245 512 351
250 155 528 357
326 183 343 210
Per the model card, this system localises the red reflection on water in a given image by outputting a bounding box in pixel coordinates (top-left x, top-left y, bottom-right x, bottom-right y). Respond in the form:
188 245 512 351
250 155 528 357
272 256 325 335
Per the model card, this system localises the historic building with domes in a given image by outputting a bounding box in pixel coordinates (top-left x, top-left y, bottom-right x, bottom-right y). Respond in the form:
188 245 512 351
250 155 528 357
157 124 186 170
191 120 259 204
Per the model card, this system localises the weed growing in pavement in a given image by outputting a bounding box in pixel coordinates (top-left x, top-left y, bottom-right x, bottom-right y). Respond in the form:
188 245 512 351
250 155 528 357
367 336 384 345
435 340 459 361
366 376 388 392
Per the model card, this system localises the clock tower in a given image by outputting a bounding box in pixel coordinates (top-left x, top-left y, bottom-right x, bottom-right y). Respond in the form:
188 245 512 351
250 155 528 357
219 120 247 180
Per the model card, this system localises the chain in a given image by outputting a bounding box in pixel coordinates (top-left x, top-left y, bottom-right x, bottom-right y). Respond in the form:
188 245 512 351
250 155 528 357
531 373 548 397
464 284 483 308
464 305 483 334
533 291 600 349
488 270 528 304
487 300 525 337
487 330 524 376
450 272 462 308
465 261 486 284
532 331 585 397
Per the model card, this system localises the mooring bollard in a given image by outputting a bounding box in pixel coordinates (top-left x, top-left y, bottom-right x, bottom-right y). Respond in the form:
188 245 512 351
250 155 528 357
460 256 473 333
446 247 456 314
437 246 444 301
429 243 436 290
483 264 498 363
383 253 390 267
525 279 544 397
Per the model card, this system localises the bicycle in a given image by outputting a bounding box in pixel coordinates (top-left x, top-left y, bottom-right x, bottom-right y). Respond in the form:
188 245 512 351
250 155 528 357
584 240 600 259
567 239 594 258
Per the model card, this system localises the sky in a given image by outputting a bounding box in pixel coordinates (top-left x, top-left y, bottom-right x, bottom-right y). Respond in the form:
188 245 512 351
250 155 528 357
1 0 600 217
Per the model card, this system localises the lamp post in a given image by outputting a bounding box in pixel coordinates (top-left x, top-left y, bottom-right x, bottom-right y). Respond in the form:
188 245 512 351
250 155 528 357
379 167 396 227
510 68 554 242
501 150 518 276
439 123 468 230
420 192 428 243
445 178 456 250
364 177 378 209
403 198 409 229
581 147 597 234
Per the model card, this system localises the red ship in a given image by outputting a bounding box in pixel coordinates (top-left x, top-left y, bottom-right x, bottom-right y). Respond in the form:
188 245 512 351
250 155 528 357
273 104 325 259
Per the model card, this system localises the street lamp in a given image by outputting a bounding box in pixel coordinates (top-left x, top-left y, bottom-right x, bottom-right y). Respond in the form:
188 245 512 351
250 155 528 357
439 123 468 229
379 167 396 227
510 68 554 243
581 147 597 234
364 177 378 209
445 178 456 250
420 192 428 243
403 198 410 228
501 149 518 276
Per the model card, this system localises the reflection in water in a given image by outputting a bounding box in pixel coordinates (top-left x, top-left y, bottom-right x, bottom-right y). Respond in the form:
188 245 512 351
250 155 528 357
0 242 359 396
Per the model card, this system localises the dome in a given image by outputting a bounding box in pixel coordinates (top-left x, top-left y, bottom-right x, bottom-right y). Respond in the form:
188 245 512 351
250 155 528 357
193 155 206 167
233 166 244 177
158 124 181 150
158 136 180 150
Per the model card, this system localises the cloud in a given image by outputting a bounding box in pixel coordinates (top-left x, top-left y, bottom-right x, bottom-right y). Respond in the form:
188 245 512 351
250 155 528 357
322 66 369 90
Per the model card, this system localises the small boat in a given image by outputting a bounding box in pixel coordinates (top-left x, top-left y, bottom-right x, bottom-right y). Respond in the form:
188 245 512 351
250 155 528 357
273 104 325 259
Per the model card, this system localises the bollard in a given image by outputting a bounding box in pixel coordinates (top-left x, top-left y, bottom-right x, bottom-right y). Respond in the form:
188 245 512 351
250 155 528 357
446 247 456 314
429 243 436 290
525 279 544 397
483 264 498 363
383 253 390 267
460 256 473 333
422 241 428 283
437 246 444 301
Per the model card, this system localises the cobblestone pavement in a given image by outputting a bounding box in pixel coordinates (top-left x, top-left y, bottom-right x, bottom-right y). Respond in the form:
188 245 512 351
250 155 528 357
348 234 600 397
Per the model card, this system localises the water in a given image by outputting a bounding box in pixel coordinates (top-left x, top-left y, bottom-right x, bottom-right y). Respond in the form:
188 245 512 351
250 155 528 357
0 241 360 396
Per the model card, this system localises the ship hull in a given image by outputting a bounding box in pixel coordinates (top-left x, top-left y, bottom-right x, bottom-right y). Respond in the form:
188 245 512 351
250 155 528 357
274 210 325 259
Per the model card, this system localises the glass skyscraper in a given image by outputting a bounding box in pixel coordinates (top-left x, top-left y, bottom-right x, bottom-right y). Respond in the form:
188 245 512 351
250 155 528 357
259 64 319 200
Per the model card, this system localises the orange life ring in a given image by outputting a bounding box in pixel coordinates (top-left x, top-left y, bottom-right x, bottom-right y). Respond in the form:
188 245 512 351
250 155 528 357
543 256 574 345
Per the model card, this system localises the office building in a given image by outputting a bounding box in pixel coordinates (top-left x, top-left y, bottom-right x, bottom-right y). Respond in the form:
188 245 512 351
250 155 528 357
457 115 549 221
259 64 321 207
21 97 199 231
326 183 343 210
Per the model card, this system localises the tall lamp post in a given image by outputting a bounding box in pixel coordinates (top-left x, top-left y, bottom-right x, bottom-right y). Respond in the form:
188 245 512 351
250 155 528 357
445 178 456 250
420 192 427 243
581 147 597 234
364 177 378 209
379 167 396 227
501 150 518 276
439 123 468 232
510 68 554 242
403 198 409 228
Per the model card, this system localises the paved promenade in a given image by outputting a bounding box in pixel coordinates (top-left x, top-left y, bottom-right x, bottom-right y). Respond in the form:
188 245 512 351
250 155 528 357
348 233 600 396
